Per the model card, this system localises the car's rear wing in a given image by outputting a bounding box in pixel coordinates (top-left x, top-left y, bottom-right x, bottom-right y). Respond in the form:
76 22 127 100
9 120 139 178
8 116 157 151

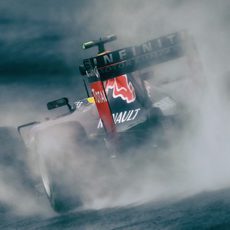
81 30 201 81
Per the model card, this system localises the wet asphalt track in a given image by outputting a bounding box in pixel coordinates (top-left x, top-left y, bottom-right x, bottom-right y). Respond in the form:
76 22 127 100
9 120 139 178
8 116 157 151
1 188 230 230
1 127 230 230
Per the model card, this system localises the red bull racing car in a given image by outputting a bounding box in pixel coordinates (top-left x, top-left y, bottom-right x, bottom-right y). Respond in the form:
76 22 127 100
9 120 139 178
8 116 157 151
18 31 203 212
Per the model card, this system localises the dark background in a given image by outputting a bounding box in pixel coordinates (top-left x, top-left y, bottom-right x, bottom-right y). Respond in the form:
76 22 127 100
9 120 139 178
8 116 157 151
0 0 230 126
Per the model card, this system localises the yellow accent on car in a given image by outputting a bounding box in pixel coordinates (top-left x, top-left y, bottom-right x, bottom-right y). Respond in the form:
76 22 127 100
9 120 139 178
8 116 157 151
82 41 94 49
87 97 95 104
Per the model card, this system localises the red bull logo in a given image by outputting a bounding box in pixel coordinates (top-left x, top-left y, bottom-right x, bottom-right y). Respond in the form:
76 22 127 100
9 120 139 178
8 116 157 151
105 74 136 103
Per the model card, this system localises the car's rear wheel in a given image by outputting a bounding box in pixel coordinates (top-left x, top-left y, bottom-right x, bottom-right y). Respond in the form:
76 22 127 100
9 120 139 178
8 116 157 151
37 121 89 213
40 167 82 213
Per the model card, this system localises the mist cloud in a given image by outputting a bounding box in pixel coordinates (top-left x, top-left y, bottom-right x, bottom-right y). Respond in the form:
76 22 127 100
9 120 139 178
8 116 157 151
0 0 230 214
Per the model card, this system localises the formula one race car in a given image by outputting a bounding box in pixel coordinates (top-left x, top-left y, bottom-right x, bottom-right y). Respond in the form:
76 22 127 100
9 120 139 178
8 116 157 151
18 31 203 212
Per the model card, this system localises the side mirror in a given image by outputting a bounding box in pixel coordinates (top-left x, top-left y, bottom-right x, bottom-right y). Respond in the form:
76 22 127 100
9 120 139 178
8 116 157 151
47 97 72 111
